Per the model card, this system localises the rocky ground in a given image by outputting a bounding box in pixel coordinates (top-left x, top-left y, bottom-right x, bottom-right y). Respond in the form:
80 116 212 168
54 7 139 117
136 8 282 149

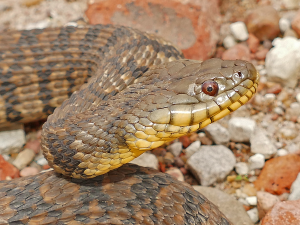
1 0 300 224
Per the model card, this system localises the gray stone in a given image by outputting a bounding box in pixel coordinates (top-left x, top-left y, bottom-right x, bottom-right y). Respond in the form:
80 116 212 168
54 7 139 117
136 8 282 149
204 122 230 145
230 21 249 41
187 145 236 186
288 172 300 200
130 153 158 170
12 148 36 170
228 117 256 142
185 140 201 159
0 125 26 154
193 186 254 225
250 128 277 159
235 162 249 175
247 207 259 223
167 142 182 157
248 154 265 170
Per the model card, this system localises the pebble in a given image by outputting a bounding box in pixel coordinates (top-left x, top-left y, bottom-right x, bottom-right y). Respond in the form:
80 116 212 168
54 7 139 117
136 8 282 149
185 140 201 159
235 162 249 175
249 154 265 170
288 172 300 200
265 37 300 88
130 153 158 170
20 167 39 177
167 142 182 157
36 155 49 166
250 128 277 159
257 191 280 220
221 43 251 61
0 155 19 180
246 196 257 206
187 145 236 186
277 149 288 156
247 33 260 53
12 148 36 170
247 207 259 223
204 123 230 145
283 28 299 38
0 125 26 154
255 48 269 60
296 93 300 103
230 21 249 41
164 152 175 165
228 117 256 142
165 167 184 182
292 9 300 37
223 35 236 49
279 17 291 33
243 183 257 196
193 186 254 225
264 93 276 103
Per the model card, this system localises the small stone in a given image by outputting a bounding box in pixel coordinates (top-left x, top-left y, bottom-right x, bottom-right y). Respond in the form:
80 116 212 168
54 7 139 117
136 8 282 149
36 155 48 166
292 9 300 37
174 156 185 167
198 133 213 145
243 183 257 196
283 28 299 38
273 106 284 115
246 196 257 206
277 149 288 156
164 152 175 165
228 117 256 142
0 155 19 180
20 167 39 177
235 162 249 175
249 154 265 170
247 207 259 223
165 167 184 182
247 33 260 53
24 139 41 154
255 48 269 60
279 17 291 33
257 191 280 220
288 172 300 200
250 128 277 159
185 140 201 159
204 122 230 145
179 136 191 148
0 125 26 154
167 142 182 157
223 35 237 49
230 21 249 41
296 93 300 103
264 94 276 103
266 84 282 94
222 43 251 61
187 145 236 186
131 153 158 170
12 148 36 170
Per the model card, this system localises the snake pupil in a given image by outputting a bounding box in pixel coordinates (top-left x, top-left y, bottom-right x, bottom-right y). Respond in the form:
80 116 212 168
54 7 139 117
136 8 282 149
202 81 219 96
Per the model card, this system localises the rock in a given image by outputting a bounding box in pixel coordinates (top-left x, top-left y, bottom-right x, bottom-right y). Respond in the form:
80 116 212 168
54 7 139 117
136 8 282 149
247 207 259 223
247 33 260 53
277 149 288 156
223 35 237 49
187 145 236 186
12 148 36 170
86 0 221 60
250 128 277 159
167 142 182 157
257 191 280 220
246 196 257 206
204 122 230 145
243 183 257 196
130 152 159 170
165 167 184 182
249 154 265 170
261 199 300 225
228 117 256 142
0 125 26 154
198 133 213 145
289 172 300 200
24 139 41 154
280 122 297 139
179 135 191 148
284 28 299 38
245 6 280 41
292 9 300 37
174 156 185 167
255 48 269 60
221 43 251 61
265 37 300 88
254 154 300 195
193 186 254 225
0 155 19 180
279 17 291 33
164 152 175 164
20 167 40 177
230 21 249 41
185 140 201 159
235 162 249 175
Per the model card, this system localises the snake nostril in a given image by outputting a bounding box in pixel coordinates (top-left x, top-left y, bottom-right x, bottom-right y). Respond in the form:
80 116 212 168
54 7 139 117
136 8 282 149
237 71 242 78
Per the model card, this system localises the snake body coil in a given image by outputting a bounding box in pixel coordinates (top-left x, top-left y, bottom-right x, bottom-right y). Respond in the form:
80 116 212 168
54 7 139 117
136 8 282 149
0 24 259 224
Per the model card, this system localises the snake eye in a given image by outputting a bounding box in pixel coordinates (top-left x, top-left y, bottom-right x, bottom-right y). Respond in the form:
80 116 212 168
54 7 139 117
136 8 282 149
202 81 219 96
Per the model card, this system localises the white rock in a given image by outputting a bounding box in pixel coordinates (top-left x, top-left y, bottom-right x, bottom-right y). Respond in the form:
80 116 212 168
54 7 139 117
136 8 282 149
288 172 300 200
187 145 236 186
235 162 249 175
185 140 201 159
296 93 300 103
274 106 284 115
0 125 26 154
246 196 257 206
223 35 237 49
250 128 277 159
247 207 259 223
249 154 265 170
12 148 36 170
204 123 230 145
277 149 288 156
228 117 256 142
230 21 249 41
266 37 300 88
130 153 158 170
279 18 291 33
165 167 184 182
264 93 276 104
167 142 182 157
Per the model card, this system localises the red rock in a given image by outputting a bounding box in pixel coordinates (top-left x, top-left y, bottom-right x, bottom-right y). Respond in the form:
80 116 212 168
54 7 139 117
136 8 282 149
261 199 300 225
24 139 41 154
255 48 269 60
247 33 260 53
221 43 251 61
159 162 166 172
245 6 280 41
179 136 191 148
0 155 19 180
291 10 300 37
42 164 50 170
254 154 300 195
86 0 221 60
20 167 39 177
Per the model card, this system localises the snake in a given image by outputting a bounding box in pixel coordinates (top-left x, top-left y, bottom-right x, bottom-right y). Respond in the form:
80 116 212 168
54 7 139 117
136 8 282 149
0 24 259 224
